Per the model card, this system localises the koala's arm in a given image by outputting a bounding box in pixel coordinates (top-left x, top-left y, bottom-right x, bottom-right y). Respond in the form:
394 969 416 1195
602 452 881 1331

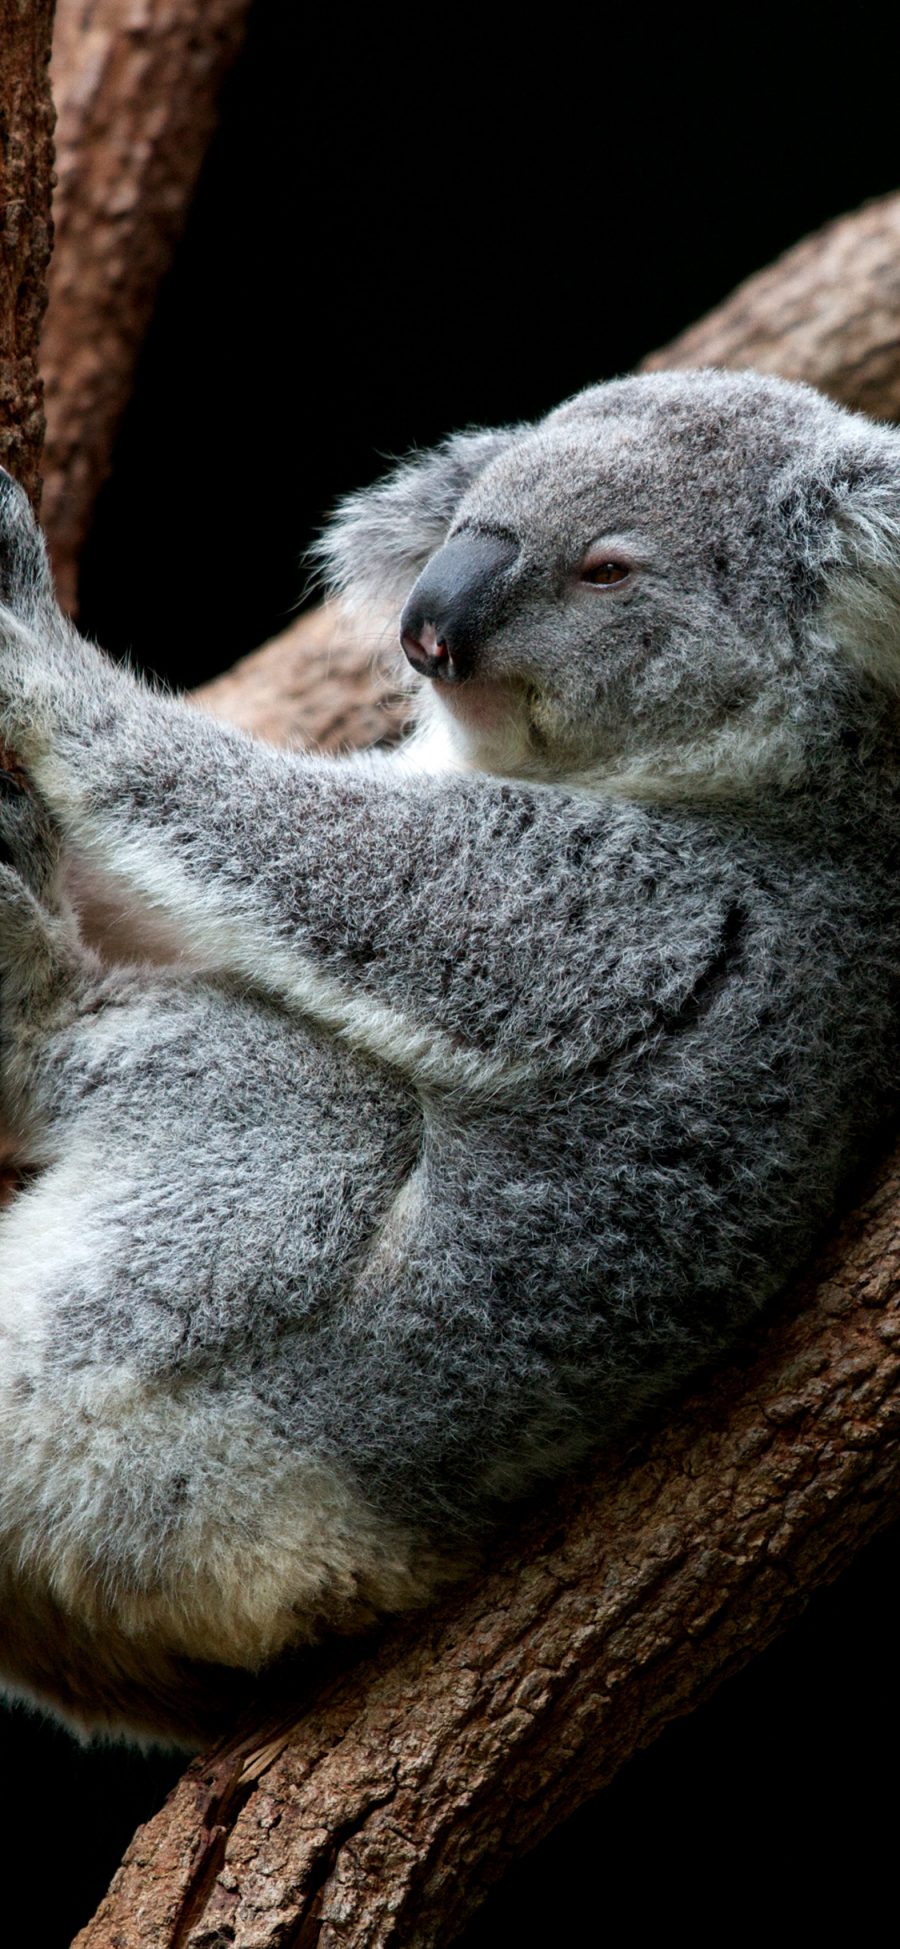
3 645 718 1080
0 483 734 1082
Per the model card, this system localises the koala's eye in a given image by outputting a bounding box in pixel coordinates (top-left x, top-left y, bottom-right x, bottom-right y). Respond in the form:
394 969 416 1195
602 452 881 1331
581 560 631 587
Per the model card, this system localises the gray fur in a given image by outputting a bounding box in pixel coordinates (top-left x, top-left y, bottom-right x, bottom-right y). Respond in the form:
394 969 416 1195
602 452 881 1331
0 368 898 1743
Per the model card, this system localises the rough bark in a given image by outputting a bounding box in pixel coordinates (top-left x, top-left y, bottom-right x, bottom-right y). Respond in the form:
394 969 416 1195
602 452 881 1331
0 0 56 504
0 3 55 1201
75 1143 900 1949
41 0 251 610
200 191 900 755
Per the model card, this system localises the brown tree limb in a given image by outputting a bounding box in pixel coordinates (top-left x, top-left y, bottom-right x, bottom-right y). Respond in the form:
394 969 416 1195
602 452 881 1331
75 1144 900 1949
0 0 56 504
41 0 252 611
199 190 900 754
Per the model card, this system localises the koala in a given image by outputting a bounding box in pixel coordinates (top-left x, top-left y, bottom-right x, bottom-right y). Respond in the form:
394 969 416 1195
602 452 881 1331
0 367 899 1744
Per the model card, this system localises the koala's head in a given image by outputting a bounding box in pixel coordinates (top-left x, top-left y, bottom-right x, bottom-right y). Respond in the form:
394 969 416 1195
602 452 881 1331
323 370 900 797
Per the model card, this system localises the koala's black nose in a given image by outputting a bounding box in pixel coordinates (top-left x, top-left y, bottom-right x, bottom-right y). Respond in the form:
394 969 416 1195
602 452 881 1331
400 530 518 683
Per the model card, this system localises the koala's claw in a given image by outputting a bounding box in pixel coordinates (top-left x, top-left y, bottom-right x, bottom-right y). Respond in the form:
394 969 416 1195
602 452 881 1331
0 471 54 617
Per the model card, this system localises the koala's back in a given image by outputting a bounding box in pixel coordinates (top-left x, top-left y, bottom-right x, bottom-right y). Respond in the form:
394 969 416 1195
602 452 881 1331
305 789 899 1522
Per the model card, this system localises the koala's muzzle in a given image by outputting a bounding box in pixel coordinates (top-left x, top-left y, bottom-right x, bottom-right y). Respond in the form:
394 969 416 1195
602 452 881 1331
400 530 518 682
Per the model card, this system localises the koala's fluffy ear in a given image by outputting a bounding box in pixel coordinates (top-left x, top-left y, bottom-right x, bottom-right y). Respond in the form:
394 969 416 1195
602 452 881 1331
316 427 520 611
785 428 900 695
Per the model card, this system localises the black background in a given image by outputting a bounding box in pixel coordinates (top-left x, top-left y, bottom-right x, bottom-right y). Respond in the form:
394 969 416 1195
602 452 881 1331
5 8 900 1943
77 12 900 685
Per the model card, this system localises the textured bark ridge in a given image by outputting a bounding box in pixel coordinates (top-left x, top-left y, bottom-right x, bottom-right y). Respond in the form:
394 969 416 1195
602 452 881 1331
199 191 900 754
75 1146 900 1949
0 0 56 503
41 0 252 609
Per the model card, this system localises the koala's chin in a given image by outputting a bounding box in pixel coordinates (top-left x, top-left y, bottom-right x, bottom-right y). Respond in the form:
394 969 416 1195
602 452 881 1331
407 676 541 780
410 687 638 796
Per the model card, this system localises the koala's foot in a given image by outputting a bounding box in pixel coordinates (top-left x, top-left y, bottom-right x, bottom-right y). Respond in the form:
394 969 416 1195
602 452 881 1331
0 471 53 619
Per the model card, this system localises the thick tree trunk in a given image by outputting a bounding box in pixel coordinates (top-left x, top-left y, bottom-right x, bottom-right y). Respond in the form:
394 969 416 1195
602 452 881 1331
0 0 55 1212
0 0 56 503
74 190 900 1948
199 190 900 754
75 1143 900 1949
41 0 251 610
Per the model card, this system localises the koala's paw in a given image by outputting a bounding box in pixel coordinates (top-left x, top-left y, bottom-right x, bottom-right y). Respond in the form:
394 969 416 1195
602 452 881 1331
0 857 50 962
0 766 60 904
0 470 53 618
